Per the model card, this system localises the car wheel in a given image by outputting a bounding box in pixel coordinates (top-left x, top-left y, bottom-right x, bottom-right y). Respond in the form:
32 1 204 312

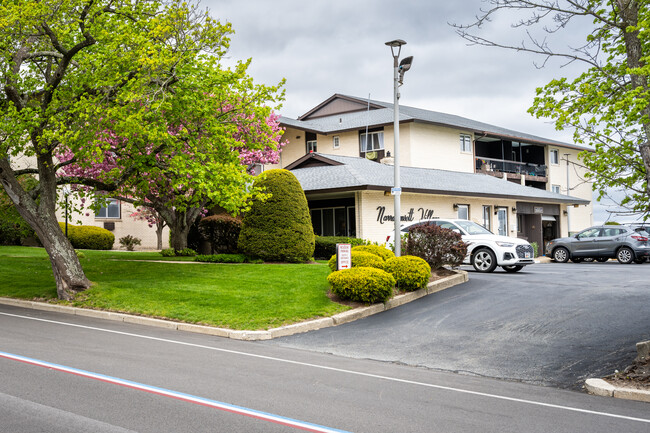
552 247 569 263
502 265 523 273
616 247 634 264
570 258 583 263
472 248 497 273
596 257 609 262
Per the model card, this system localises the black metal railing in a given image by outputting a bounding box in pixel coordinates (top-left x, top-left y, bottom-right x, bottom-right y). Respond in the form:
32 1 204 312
475 157 546 177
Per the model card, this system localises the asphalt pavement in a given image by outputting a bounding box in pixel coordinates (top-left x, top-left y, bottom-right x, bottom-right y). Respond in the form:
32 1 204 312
268 261 650 390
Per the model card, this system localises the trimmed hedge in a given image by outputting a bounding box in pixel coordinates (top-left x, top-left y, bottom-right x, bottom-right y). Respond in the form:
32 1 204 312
238 169 314 262
198 214 242 254
160 248 197 257
328 250 385 272
327 267 396 304
314 236 369 260
58 223 114 250
351 245 395 261
195 254 247 263
384 256 431 291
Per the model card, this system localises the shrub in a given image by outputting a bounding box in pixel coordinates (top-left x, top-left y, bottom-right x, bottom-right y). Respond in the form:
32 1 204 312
195 254 247 263
119 235 141 251
406 224 467 269
160 247 196 257
198 214 242 254
384 256 431 291
58 223 115 250
530 241 539 258
314 236 370 260
328 250 385 272
352 244 395 261
0 176 37 245
327 267 395 304
238 169 314 262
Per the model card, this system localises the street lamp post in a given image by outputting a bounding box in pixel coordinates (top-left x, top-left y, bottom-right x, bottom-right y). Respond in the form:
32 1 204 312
564 153 571 235
385 39 413 257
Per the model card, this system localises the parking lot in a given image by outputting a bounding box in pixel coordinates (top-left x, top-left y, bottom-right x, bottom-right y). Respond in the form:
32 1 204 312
269 261 650 390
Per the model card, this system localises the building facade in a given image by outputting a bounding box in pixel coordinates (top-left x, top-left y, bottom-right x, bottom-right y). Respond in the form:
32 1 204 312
268 94 593 252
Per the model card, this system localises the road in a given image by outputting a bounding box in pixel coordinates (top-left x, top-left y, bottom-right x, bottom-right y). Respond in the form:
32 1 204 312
269 261 650 390
1 301 650 432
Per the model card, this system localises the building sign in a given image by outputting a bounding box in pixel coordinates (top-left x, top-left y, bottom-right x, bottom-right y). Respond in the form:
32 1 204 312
534 206 544 214
336 243 352 270
376 206 435 224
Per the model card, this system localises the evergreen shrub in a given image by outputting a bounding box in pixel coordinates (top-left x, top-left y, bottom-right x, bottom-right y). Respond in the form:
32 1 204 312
58 223 115 250
194 254 247 263
384 255 431 291
327 267 395 304
160 247 196 257
314 236 369 259
351 244 395 261
198 214 242 254
406 224 467 269
328 250 385 272
238 169 314 262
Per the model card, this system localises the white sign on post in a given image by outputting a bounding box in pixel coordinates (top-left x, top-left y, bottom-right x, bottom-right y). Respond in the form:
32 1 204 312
336 243 352 270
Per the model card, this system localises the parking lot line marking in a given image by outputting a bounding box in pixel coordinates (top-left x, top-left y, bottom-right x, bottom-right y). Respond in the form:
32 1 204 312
2 311 650 425
0 350 350 433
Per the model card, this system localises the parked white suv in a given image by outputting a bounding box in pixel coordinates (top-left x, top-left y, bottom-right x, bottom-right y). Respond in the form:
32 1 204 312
386 219 535 273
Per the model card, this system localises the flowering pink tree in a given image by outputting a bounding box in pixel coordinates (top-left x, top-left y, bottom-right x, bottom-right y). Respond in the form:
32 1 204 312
130 207 167 250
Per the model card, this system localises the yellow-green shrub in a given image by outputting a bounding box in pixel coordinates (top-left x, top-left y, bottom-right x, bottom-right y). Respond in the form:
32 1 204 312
384 255 431 291
327 267 395 304
351 245 395 261
58 223 115 250
328 250 385 272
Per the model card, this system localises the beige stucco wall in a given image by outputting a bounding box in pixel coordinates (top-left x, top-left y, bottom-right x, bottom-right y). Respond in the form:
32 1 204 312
356 190 520 244
406 123 475 172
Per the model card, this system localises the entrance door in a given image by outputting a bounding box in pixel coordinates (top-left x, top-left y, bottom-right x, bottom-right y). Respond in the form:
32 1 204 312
497 208 508 236
542 219 557 254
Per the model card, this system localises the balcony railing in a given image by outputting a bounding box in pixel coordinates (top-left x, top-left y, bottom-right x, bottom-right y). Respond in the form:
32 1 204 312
475 157 546 178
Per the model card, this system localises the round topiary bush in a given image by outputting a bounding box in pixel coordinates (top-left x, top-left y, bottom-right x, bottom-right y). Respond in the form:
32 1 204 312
327 267 396 304
58 223 115 250
352 245 395 261
199 214 242 254
384 255 432 291
328 250 385 272
238 169 314 262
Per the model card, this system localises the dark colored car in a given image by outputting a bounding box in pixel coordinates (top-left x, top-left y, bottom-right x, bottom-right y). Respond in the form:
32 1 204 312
545 225 650 264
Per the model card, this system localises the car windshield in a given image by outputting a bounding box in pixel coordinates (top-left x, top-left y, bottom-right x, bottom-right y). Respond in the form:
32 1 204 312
455 220 493 235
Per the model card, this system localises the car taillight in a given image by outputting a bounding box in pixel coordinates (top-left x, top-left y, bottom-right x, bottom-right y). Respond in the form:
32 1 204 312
631 235 649 241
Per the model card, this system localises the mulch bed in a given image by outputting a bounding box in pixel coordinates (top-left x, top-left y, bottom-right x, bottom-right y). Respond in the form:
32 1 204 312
603 358 650 388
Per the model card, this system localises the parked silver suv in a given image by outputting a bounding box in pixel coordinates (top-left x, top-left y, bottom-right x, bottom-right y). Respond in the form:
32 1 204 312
546 225 650 264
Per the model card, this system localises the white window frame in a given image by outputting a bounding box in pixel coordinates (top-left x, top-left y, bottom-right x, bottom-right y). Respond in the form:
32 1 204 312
307 140 317 153
550 148 559 165
457 204 469 220
551 184 561 194
497 207 508 236
360 131 384 152
482 205 491 230
460 133 472 153
333 136 340 149
96 198 120 219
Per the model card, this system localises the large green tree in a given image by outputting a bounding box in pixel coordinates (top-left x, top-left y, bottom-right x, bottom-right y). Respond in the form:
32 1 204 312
455 0 650 219
0 0 282 299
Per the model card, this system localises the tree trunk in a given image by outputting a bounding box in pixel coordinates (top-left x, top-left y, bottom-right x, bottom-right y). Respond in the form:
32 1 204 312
169 221 190 251
155 222 164 250
0 159 91 300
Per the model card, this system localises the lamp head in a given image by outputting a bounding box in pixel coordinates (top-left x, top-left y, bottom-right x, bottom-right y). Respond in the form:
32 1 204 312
385 39 407 47
398 56 414 84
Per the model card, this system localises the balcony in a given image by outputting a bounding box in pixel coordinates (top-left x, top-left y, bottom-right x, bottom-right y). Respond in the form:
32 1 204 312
476 157 547 181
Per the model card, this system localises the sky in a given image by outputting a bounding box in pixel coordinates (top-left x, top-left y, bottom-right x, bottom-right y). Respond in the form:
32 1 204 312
200 0 637 225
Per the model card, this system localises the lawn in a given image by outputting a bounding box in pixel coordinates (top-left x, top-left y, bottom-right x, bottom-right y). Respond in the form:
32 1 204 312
0 246 349 330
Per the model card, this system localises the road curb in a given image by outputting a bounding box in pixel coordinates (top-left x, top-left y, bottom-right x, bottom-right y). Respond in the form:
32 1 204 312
0 270 468 341
585 378 650 403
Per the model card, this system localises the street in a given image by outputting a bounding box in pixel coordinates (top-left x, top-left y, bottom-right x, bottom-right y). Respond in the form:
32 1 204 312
1 295 650 432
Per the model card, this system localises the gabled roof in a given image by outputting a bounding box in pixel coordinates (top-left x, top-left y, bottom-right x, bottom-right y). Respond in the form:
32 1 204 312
281 94 591 151
288 153 590 205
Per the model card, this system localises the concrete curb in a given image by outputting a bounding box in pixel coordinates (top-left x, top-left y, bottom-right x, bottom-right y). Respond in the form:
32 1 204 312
0 270 468 341
585 378 650 403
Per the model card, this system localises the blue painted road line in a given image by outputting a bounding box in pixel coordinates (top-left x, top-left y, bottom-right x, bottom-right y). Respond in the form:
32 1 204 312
0 350 352 433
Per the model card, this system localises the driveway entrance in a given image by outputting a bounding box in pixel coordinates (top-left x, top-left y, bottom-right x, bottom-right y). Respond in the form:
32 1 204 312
268 262 650 390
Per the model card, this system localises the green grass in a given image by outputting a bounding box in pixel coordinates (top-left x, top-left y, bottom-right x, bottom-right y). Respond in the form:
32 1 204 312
0 246 348 330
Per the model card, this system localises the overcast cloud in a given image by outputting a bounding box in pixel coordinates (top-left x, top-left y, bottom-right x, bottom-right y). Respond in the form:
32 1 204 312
200 0 640 224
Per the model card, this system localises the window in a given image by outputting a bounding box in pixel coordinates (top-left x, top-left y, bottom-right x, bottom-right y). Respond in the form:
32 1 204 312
360 131 384 152
550 149 559 165
457 204 469 220
551 184 561 194
460 134 472 153
333 136 340 149
96 198 120 219
497 207 508 236
482 205 491 230
306 140 317 153
310 206 356 237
